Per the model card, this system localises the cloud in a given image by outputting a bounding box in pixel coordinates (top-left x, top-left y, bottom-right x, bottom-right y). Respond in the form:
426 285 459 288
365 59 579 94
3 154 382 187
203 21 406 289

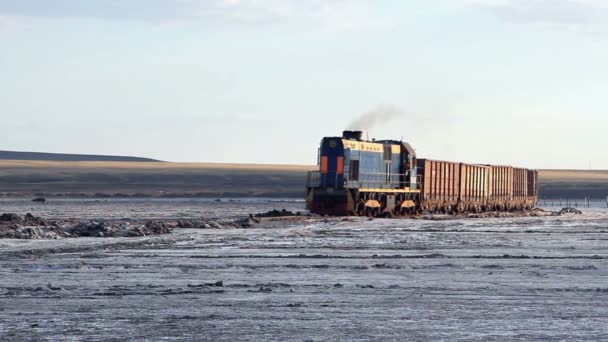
0 0 207 24
0 15 33 32
457 0 608 33
0 0 391 31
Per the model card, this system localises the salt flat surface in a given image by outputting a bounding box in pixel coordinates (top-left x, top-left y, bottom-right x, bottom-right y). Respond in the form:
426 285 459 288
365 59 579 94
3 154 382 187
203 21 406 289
1 199 608 341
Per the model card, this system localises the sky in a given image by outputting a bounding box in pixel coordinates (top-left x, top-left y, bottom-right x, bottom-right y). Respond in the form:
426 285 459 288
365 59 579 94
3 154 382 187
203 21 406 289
1 0 607 168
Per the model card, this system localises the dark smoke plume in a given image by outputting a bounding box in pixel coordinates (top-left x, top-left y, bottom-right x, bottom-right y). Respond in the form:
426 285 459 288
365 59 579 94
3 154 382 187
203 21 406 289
347 105 404 131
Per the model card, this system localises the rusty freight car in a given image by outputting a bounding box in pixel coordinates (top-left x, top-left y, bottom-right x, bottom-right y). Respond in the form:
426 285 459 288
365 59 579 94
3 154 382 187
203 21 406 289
417 159 492 213
486 166 537 210
460 163 491 212
487 165 513 210
415 160 537 213
527 169 540 202
416 159 460 213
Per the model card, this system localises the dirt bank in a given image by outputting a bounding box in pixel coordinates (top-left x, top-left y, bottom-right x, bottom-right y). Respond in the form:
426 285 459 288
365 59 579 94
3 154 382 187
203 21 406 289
0 207 583 240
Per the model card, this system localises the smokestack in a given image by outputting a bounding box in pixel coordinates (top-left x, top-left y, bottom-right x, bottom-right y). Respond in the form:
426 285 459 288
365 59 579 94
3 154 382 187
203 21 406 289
343 130 363 141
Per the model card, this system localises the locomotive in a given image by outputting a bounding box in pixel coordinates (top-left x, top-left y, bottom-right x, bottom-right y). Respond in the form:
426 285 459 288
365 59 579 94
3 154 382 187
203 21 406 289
306 131 539 216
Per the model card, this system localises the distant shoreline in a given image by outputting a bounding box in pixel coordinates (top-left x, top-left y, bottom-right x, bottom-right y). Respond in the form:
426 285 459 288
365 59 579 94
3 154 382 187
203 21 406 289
0 193 307 199
0 160 606 200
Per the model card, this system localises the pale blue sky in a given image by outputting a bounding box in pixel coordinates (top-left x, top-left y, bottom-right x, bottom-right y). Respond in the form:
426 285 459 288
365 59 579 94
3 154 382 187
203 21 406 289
1 0 607 168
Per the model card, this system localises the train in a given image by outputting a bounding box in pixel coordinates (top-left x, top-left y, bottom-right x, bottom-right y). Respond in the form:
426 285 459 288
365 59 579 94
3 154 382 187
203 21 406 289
305 130 539 216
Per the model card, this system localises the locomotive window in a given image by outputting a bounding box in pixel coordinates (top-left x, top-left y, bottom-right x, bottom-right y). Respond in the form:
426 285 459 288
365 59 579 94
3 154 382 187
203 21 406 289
384 145 392 161
350 160 360 181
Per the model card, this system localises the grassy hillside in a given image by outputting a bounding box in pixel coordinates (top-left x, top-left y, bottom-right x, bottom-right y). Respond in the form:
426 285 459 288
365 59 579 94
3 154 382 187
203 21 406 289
0 151 160 162
0 160 605 199
539 170 608 199
0 160 314 198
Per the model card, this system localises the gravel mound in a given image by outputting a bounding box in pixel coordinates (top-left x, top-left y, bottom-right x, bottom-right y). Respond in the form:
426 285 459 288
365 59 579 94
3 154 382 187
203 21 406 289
0 213 172 239
177 216 259 229
557 207 583 215
254 209 302 218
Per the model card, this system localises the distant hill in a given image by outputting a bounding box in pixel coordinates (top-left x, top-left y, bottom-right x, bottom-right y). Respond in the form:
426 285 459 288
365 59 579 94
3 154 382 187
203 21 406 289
539 169 608 199
0 160 312 198
0 150 160 162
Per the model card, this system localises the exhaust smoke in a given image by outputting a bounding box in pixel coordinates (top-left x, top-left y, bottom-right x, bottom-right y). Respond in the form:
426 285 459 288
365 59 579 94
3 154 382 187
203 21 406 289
347 105 404 131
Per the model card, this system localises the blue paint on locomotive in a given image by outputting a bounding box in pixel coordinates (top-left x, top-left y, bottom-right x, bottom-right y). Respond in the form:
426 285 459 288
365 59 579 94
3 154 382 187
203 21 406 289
346 149 385 188
316 134 418 191
319 137 345 188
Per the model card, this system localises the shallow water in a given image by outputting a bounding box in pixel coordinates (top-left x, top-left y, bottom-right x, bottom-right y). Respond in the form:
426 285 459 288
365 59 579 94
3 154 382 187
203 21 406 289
1 199 608 341
0 197 305 220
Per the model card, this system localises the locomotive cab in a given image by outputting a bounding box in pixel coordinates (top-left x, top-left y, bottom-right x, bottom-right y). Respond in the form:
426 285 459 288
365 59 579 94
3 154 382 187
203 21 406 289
318 136 346 189
305 134 351 215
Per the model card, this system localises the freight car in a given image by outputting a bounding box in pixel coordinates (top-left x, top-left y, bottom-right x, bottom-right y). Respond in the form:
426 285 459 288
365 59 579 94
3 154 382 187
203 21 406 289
417 160 538 213
306 131 539 216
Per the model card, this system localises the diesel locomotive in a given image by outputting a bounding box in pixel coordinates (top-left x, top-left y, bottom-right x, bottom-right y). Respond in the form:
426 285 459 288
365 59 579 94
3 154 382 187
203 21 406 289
305 131 539 216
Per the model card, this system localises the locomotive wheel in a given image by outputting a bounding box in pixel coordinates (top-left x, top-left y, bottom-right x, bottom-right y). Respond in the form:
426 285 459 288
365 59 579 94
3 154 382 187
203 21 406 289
369 207 381 218
393 207 401 217
366 208 378 217
355 203 365 216
385 208 395 218
396 205 403 217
